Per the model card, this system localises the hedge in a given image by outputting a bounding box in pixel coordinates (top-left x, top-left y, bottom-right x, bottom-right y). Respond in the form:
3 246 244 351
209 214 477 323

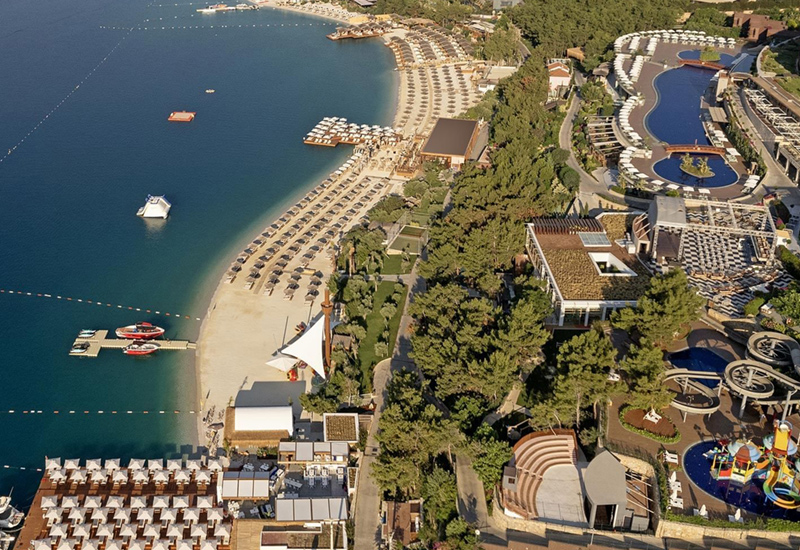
618 404 681 444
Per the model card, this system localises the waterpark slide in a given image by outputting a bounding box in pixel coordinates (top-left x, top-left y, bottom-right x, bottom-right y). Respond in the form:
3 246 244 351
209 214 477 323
763 467 800 509
725 360 800 407
663 369 722 414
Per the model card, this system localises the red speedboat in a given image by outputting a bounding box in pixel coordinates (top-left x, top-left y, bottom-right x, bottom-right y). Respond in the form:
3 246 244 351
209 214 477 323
116 322 165 340
123 342 160 356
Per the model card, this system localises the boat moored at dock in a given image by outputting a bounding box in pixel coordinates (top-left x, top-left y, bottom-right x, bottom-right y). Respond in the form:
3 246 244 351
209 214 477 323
123 342 160 355
137 195 172 219
115 322 165 340
0 495 24 532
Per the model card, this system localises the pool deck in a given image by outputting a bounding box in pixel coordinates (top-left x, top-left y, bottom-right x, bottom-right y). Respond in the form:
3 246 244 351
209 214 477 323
608 322 800 524
624 42 749 200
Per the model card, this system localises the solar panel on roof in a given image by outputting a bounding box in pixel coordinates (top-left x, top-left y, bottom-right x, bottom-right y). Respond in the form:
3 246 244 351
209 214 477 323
579 232 611 247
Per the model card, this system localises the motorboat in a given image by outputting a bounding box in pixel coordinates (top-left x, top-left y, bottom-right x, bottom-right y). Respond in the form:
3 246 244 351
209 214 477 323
137 195 172 219
70 342 90 354
123 342 160 356
115 322 165 340
0 495 24 532
205 89 215 94
78 329 96 338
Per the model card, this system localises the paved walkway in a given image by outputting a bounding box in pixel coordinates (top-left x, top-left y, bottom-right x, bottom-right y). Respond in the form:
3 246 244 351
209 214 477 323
455 453 489 528
352 260 425 550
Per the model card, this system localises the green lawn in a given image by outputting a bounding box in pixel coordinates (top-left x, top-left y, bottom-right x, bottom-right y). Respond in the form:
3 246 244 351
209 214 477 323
382 253 417 275
388 235 424 254
357 281 408 392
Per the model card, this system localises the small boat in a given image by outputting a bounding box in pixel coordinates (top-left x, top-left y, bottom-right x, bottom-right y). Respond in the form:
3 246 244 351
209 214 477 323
71 342 90 354
123 342 160 356
78 329 96 338
205 89 215 94
137 195 172 219
0 495 24 532
116 322 165 340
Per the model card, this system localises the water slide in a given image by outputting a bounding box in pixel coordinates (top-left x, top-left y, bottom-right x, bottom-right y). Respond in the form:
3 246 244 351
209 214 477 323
725 360 800 407
663 369 722 415
763 465 800 509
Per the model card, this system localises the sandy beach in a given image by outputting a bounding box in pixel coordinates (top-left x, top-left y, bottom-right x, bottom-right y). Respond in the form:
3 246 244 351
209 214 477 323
195 4 487 447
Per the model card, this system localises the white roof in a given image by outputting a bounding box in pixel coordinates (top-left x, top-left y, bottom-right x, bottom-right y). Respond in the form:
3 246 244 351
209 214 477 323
234 406 293 434
274 497 348 521
281 316 326 378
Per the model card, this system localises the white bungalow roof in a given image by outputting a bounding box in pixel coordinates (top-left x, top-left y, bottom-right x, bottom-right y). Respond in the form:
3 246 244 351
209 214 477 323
253 473 270 498
281 316 326 378
234 406 293 434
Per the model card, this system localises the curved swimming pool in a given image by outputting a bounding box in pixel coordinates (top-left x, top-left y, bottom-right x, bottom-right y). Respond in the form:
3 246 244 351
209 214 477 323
645 50 739 187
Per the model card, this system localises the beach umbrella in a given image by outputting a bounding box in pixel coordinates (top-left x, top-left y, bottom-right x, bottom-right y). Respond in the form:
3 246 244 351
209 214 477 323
55 540 72 550
45 507 64 521
167 525 184 539
64 459 80 470
207 458 222 472
153 470 170 484
72 524 90 539
105 541 122 550
175 469 191 484
106 496 124 509
46 458 62 471
152 540 170 550
119 524 137 539
128 541 145 550
183 508 200 523
185 459 203 472
128 459 145 470
86 459 102 471
42 495 59 509
69 469 87 484
143 525 161 539
91 508 109 523
148 459 163 472
130 496 147 510
49 524 67 538
214 524 231 539
166 459 182 472
138 508 154 523
90 469 107 484
82 539 101 550
196 470 212 484
153 496 169 509
201 541 217 550
95 525 114 539
177 540 193 550
61 496 79 509
84 496 102 509
68 508 86 522
114 509 131 523
33 540 52 550
132 470 149 484
160 509 177 523
195 496 213 510
190 523 207 539
173 496 189 509
104 458 120 471
112 469 128 484
206 509 223 523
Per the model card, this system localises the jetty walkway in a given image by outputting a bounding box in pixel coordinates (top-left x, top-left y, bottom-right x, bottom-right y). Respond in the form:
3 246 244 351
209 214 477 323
69 330 195 358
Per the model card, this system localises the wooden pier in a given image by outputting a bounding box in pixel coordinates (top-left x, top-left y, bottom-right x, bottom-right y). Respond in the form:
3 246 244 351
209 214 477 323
69 330 196 358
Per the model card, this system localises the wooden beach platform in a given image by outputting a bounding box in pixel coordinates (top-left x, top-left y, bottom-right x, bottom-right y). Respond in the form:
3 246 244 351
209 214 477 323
69 330 195 358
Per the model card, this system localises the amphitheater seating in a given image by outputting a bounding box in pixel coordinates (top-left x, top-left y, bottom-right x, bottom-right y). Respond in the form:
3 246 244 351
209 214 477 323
501 430 578 520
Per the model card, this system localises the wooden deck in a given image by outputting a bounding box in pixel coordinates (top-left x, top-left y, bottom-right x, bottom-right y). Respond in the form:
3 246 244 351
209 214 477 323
70 330 196 358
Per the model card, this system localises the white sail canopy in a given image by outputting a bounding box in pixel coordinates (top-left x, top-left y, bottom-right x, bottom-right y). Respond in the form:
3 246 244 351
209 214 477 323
280 317 326 378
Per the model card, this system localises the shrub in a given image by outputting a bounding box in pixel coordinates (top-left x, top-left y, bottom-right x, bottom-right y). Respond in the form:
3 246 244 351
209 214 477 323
743 296 765 317
778 245 800 280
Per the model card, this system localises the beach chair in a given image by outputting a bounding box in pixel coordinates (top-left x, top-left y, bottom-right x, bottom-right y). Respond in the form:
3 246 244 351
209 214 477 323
669 496 684 509
664 451 679 465
644 409 662 423
693 505 708 519
728 508 743 523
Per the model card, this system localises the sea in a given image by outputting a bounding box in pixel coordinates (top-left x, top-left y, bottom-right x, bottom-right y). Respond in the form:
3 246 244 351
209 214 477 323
0 0 396 506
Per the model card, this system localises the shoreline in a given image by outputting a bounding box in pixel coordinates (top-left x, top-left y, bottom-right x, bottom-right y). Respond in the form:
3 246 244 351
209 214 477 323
193 6 401 447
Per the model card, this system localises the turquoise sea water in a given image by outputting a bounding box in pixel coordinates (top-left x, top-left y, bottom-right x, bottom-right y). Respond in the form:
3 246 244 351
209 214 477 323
0 0 396 504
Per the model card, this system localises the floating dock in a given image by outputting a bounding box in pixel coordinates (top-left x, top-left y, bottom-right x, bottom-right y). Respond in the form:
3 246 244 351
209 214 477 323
168 111 196 122
69 330 196 358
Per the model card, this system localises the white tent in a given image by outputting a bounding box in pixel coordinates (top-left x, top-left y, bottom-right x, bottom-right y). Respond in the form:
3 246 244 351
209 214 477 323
64 459 80 470
72 524 90 539
280 316 327 378
183 508 200 522
177 540 193 550
185 459 203 472
128 541 145 550
196 470 212 484
132 470 149 484
105 541 122 550
175 470 191 484
266 353 298 373
153 470 170 484
49 524 67 538
234 406 293 434
68 508 86 522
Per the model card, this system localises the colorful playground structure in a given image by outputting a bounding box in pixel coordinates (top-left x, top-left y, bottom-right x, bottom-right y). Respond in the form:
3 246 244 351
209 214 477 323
705 420 800 510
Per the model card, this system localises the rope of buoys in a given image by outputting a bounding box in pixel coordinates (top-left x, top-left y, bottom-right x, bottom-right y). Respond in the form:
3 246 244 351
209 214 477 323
0 409 200 415
0 28 135 166
0 289 202 321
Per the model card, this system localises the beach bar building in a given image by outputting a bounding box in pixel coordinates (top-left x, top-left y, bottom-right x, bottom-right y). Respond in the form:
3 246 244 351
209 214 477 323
420 118 480 170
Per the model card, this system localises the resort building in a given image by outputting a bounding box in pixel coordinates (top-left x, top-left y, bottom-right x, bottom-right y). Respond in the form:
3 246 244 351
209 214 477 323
499 432 651 532
381 500 422 547
14 458 230 550
492 0 521 10
420 118 481 170
525 215 650 326
732 12 787 42
547 59 571 100
223 382 305 451
633 196 788 317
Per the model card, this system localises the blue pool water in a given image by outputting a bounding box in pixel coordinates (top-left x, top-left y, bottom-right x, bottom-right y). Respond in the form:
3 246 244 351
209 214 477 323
653 156 740 188
684 441 800 521
646 50 739 188
669 348 729 388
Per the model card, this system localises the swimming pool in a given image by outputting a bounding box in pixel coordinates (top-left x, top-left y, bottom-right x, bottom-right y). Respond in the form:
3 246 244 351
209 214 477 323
684 441 800 521
668 348 729 388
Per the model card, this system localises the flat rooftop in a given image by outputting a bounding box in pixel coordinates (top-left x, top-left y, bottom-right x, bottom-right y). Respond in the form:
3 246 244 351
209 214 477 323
421 118 479 157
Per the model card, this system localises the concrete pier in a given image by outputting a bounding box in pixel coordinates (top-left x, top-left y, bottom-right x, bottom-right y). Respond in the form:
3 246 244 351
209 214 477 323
69 330 196 358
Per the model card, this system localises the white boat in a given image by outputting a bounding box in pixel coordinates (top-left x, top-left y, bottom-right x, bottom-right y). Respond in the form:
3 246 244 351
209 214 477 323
137 195 172 219
0 495 24 532
205 89 215 94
